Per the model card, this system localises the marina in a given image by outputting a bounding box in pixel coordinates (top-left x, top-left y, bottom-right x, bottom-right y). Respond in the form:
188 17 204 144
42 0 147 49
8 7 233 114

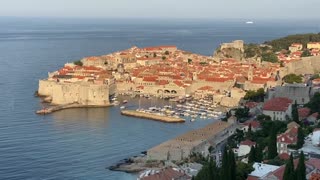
116 93 227 123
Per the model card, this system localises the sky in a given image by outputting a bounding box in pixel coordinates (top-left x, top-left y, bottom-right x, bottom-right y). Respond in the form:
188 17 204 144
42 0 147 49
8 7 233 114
1 0 319 20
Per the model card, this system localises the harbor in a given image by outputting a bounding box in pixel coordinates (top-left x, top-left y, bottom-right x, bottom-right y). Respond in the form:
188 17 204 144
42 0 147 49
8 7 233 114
115 93 228 123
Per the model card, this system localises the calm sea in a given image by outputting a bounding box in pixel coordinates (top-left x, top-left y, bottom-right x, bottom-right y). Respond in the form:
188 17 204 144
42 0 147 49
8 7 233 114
0 17 319 180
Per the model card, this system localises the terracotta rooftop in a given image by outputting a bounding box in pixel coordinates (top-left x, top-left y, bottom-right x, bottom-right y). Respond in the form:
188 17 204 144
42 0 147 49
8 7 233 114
298 107 311 118
263 97 293 111
141 168 190 180
240 139 256 146
278 153 290 160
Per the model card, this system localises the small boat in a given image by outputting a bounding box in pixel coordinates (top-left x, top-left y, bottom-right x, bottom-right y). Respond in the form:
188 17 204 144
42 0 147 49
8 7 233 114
120 106 126 110
190 118 196 122
113 101 120 106
123 100 128 104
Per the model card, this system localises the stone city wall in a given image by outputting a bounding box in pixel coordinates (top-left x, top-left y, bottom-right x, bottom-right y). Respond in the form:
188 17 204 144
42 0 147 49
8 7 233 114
38 80 113 106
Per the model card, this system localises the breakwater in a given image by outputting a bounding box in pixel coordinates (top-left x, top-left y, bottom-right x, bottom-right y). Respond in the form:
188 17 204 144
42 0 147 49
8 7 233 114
36 103 112 115
121 110 185 123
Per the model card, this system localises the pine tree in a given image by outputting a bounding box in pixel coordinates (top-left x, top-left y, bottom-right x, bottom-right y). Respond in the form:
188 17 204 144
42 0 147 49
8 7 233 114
292 100 299 123
247 124 253 140
229 149 236 180
283 154 295 180
255 144 263 162
297 127 305 149
296 151 306 180
221 147 230 180
248 146 256 163
268 128 278 159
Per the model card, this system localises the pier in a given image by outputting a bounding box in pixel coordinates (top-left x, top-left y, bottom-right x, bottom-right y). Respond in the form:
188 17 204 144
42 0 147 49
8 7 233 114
121 110 185 123
36 103 112 115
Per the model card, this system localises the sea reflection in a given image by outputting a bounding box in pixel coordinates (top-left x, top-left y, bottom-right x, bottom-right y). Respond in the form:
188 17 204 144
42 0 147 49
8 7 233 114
51 107 110 128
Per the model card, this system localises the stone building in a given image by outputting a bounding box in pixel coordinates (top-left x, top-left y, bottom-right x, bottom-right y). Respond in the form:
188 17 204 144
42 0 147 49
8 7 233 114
220 40 244 52
267 84 311 104
262 97 293 121
147 120 236 161
38 79 116 106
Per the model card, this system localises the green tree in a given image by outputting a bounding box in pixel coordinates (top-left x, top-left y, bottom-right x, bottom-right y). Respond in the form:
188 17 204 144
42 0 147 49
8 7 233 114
265 33 320 52
261 52 278 63
305 92 320 114
188 58 192 64
292 100 299 123
256 114 272 122
255 144 263 162
244 88 265 102
235 107 250 121
221 147 230 180
164 51 170 55
153 52 157 57
297 127 305 149
236 162 254 180
301 50 311 57
73 60 83 66
283 74 303 84
162 56 166 60
296 151 306 180
248 146 256 163
195 158 220 180
246 124 253 140
268 128 278 159
283 154 295 180
229 149 236 180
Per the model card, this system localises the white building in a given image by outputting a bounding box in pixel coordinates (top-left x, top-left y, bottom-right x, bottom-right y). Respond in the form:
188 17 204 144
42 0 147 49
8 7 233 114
248 163 280 180
238 140 256 157
262 97 293 121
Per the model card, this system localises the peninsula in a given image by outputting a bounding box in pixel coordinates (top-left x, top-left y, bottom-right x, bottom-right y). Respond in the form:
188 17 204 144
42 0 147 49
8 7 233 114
37 34 320 113
35 33 320 179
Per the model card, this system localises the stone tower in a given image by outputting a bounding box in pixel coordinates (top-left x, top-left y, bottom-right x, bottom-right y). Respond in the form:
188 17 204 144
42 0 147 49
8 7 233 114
193 72 198 81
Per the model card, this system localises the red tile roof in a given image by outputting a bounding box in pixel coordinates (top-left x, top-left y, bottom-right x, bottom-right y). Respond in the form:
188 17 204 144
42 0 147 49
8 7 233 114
198 86 214 91
278 153 290 160
240 139 256 146
143 76 158 82
243 120 261 129
277 132 297 145
263 97 293 111
298 107 311 118
245 102 259 109
141 168 190 180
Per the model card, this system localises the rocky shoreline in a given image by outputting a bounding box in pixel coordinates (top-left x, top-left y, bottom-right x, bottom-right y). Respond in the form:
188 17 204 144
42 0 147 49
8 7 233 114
108 153 164 173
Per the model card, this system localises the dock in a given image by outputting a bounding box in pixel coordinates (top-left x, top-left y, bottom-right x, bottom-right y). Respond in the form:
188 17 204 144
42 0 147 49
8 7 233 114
36 103 112 115
121 110 185 123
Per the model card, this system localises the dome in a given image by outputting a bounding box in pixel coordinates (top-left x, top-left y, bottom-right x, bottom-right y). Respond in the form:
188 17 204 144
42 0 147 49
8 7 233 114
311 130 320 146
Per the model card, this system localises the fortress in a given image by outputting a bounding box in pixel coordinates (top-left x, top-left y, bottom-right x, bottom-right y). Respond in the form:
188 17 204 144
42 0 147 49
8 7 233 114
220 40 244 52
37 65 116 106
38 80 115 106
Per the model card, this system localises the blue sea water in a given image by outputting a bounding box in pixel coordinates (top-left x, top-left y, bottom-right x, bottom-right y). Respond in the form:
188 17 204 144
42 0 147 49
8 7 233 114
0 17 319 180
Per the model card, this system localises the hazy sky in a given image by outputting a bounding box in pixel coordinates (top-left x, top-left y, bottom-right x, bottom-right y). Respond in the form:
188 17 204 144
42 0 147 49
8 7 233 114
1 0 319 19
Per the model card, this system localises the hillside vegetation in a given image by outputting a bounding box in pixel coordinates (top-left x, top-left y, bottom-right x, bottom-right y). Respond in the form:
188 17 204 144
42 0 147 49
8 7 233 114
244 44 278 63
264 33 320 52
